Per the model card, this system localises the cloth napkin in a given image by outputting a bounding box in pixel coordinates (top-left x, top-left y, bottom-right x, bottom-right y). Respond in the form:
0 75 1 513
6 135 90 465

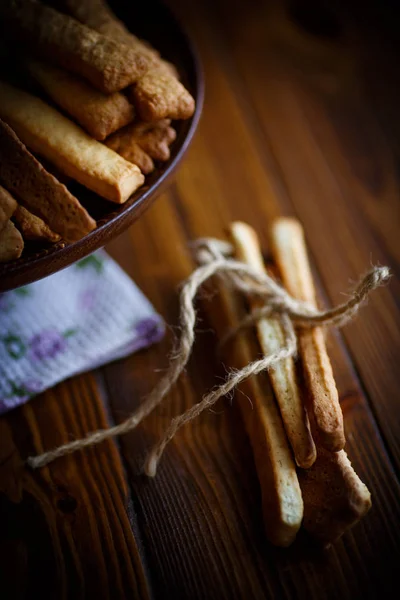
0 251 164 415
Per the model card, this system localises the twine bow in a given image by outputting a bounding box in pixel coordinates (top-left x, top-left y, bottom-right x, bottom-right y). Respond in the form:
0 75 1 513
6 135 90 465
27 238 390 473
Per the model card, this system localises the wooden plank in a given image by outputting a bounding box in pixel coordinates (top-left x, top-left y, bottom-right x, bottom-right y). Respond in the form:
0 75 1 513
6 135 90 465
102 0 400 596
0 0 399 598
0 373 151 600
205 0 400 469
106 196 400 599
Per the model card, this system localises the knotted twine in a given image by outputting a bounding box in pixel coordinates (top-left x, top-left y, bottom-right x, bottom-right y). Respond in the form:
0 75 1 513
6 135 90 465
27 238 390 474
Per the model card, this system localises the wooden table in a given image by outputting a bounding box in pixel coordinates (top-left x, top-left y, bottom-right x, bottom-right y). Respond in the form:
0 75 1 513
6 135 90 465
1 0 399 598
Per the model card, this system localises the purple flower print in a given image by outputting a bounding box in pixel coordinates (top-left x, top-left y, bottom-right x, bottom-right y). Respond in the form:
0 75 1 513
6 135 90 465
22 379 42 395
29 329 67 361
79 287 97 311
134 317 164 346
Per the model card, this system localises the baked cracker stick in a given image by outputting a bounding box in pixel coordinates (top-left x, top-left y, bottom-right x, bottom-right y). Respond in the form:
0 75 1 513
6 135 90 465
105 129 154 175
53 0 160 59
105 120 176 174
230 221 316 468
270 218 345 452
53 0 178 76
204 256 303 547
130 68 196 122
0 82 144 203
26 60 135 141
0 185 17 232
0 0 148 93
0 220 24 262
298 444 371 544
14 205 61 242
0 119 95 242
134 120 177 161
269 218 371 541
57 0 195 121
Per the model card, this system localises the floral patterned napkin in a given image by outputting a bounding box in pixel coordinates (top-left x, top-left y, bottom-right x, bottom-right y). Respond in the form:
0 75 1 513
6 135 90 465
0 251 164 415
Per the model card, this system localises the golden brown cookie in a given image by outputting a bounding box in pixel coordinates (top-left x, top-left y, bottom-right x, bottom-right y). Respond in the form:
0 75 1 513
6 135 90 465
0 184 17 232
56 0 195 120
26 60 135 141
14 205 61 242
230 221 316 469
0 81 144 203
131 68 195 122
105 120 176 174
0 220 24 262
298 444 371 544
270 218 346 452
0 118 95 242
202 247 303 547
0 0 149 93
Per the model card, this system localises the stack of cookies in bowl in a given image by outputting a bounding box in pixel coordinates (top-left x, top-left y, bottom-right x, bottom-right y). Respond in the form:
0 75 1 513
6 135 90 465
0 0 195 262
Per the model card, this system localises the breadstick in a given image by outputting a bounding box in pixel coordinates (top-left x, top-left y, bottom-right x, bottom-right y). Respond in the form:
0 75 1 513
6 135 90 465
14 205 61 242
105 120 176 174
298 445 371 544
105 129 154 175
0 220 24 262
57 0 195 121
269 218 345 452
0 185 17 231
53 0 177 76
0 119 95 242
132 121 176 161
26 60 135 141
204 259 303 547
0 81 144 203
52 0 160 58
130 68 196 122
230 222 316 468
0 0 148 93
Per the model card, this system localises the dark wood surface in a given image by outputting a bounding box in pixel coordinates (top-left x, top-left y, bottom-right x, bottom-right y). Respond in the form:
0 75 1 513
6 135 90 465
1 0 399 598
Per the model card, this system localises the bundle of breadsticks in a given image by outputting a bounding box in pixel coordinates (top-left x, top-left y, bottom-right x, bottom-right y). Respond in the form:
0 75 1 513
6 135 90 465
126 216 379 547
27 218 383 546
205 220 372 547
0 0 195 262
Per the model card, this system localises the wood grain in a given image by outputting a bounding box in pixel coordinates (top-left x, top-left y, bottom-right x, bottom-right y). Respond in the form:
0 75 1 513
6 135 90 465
210 0 400 469
1 374 151 600
1 0 400 598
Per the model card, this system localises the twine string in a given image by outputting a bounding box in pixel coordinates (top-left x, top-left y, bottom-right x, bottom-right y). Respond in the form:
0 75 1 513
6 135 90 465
26 238 390 472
